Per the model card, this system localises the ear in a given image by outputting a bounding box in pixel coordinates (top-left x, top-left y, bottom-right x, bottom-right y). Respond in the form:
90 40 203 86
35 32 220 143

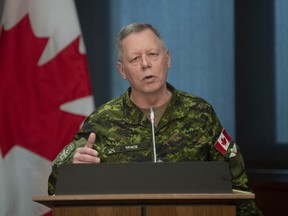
166 49 171 69
117 61 127 80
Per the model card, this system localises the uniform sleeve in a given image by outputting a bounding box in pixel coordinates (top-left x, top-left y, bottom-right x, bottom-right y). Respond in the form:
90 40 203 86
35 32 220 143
204 104 262 215
227 143 262 215
209 139 262 215
47 137 87 195
47 111 101 195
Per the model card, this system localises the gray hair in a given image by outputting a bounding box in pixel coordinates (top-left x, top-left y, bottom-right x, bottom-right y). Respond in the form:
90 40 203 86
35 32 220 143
116 23 166 62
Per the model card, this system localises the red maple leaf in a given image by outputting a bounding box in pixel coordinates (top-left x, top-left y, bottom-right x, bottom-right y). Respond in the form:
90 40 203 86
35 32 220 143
220 137 227 146
0 15 92 161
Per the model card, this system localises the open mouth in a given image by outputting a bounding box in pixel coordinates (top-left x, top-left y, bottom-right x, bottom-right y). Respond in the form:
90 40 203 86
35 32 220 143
144 75 154 80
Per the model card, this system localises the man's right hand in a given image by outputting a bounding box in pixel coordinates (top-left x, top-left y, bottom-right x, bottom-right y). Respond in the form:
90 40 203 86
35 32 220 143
72 133 101 164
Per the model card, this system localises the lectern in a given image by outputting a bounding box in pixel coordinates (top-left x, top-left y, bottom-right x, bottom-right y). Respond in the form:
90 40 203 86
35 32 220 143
33 162 255 216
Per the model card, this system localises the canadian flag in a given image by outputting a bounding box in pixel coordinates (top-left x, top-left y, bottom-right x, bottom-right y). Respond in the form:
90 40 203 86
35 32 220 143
0 0 94 215
214 129 232 156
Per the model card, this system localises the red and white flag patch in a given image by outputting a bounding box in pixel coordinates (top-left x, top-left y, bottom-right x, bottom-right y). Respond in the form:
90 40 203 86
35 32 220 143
214 129 232 155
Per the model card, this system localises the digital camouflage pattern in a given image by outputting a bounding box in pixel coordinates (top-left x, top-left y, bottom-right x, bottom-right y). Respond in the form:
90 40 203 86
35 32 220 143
48 83 262 215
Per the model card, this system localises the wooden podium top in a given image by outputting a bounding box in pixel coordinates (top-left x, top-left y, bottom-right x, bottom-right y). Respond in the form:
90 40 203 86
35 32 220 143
33 192 255 207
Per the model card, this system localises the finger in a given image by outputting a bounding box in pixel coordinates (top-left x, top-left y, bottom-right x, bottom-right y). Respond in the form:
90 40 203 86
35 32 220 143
85 132 96 149
72 149 101 164
77 147 99 157
74 154 101 164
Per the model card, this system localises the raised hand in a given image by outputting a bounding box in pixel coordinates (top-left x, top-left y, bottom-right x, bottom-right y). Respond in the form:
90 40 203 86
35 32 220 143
72 133 101 164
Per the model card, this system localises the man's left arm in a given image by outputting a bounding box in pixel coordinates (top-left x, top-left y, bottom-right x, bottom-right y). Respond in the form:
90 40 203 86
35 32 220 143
209 139 262 215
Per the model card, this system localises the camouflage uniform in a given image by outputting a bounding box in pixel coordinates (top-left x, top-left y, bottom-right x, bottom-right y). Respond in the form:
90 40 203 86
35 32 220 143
48 83 262 215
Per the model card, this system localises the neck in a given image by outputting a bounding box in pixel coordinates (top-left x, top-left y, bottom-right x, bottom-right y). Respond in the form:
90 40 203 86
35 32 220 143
130 88 171 109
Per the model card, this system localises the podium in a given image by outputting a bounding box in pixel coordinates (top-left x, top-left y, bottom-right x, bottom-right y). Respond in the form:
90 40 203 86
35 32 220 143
33 192 255 216
33 162 255 215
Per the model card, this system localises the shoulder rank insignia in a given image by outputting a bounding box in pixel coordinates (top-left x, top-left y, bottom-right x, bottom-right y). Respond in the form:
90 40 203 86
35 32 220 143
229 143 238 158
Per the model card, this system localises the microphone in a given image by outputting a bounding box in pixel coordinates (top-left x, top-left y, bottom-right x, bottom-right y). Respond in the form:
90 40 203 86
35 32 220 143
150 107 157 162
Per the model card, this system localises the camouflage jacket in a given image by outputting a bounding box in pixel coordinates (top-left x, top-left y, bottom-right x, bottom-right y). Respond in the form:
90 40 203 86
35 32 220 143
48 83 262 215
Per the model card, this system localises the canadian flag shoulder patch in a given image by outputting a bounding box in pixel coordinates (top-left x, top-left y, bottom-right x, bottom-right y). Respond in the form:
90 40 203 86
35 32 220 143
214 129 232 155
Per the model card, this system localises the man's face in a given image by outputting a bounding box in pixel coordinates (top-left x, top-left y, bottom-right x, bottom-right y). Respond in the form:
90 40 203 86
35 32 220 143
117 29 171 95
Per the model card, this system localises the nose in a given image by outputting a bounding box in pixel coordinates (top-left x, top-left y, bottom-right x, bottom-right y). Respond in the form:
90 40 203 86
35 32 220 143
141 55 151 69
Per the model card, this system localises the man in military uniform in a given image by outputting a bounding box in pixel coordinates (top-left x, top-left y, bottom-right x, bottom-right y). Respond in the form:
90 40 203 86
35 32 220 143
48 23 262 215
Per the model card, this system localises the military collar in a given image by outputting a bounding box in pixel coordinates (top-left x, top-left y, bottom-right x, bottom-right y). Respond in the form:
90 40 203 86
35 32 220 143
122 83 182 127
122 88 147 125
